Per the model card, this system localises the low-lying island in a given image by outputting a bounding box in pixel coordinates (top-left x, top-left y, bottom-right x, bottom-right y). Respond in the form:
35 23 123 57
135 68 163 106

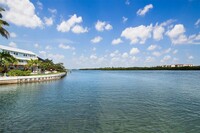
0 72 67 85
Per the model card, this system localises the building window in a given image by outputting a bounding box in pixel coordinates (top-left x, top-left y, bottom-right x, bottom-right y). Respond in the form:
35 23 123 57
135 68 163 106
14 52 18 55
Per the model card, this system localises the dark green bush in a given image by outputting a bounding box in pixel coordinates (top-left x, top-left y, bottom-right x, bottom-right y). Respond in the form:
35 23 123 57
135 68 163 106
0 66 4 73
8 70 31 76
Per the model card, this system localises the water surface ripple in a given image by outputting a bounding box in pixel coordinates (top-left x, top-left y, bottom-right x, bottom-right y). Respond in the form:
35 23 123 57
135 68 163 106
0 70 200 133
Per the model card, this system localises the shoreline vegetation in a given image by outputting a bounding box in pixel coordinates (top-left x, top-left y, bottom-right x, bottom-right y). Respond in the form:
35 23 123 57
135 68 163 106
80 66 200 71
0 55 67 77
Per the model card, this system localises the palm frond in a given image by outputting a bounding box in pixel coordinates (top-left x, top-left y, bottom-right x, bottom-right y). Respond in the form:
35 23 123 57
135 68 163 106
0 19 9 26
0 7 9 39
0 27 10 39
0 7 5 12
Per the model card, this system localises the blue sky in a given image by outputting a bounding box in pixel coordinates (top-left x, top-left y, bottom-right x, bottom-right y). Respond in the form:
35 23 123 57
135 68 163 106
0 0 200 68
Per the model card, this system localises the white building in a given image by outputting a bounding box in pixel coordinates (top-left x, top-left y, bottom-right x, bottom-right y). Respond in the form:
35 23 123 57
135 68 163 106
171 64 176 67
161 64 193 67
173 64 193 67
183 64 193 67
0 45 38 66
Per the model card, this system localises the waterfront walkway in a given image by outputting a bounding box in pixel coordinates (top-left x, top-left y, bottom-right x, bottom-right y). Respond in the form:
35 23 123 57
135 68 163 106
0 72 66 85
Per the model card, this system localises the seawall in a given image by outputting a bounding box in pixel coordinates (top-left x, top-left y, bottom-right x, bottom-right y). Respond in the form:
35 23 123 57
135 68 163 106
0 72 66 85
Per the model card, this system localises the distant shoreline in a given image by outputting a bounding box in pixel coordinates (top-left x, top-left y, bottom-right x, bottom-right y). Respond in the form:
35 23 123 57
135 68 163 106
80 66 200 71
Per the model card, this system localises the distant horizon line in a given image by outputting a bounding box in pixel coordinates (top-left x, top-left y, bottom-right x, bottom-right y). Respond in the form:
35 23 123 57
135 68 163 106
69 64 200 70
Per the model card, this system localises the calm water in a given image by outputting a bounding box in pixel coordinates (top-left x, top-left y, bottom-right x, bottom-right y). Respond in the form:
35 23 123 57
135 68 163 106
0 70 200 133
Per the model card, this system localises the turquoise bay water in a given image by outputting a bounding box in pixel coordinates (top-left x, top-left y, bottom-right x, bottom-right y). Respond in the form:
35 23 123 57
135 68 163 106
0 70 200 133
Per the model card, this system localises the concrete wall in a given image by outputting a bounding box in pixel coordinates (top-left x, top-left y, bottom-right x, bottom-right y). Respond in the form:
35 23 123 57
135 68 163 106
0 73 66 85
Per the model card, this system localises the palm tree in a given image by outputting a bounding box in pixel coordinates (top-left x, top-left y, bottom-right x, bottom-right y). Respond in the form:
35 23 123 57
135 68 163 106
0 7 9 39
27 59 41 72
0 52 18 74
27 59 36 72
54 63 67 72
0 52 15 66
40 59 54 71
33 59 42 73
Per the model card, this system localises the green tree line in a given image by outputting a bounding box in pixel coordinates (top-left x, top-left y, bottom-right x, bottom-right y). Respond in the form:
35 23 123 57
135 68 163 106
80 66 200 71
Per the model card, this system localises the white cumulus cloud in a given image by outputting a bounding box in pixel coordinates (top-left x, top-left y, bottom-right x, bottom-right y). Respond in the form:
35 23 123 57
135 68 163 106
195 19 200 27
153 25 165 41
95 20 113 31
152 48 172 57
130 47 140 55
166 24 185 39
166 24 200 45
48 8 57 14
161 55 171 63
71 25 88 34
147 45 157 51
57 14 82 32
145 56 155 63
57 14 87 34
112 38 123 45
44 17 53 26
121 24 153 44
105 24 112 30
90 54 97 60
91 36 102 43
122 16 128 23
39 51 64 63
59 43 75 50
0 0 43 28
45 45 52 50
110 50 119 57
131 56 139 62
152 51 161 57
48 54 65 62
122 52 129 58
137 4 153 16
36 0 43 10
163 48 171 54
